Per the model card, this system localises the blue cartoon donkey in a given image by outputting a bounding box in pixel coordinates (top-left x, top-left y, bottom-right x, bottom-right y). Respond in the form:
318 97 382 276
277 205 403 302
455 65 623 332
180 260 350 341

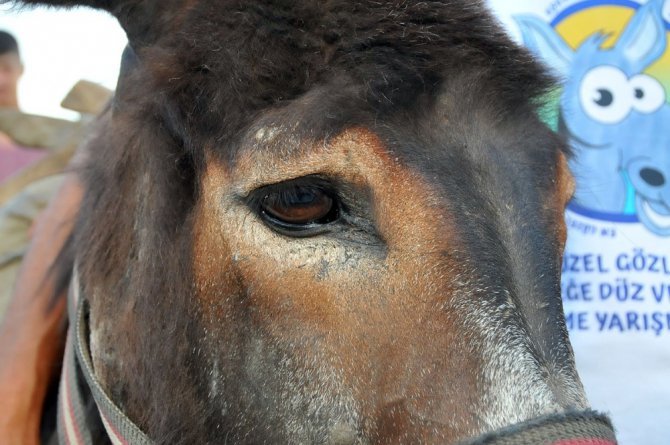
515 0 670 236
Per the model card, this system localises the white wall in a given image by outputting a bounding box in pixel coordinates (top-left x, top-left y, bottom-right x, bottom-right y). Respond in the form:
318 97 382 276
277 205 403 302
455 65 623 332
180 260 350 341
0 4 127 120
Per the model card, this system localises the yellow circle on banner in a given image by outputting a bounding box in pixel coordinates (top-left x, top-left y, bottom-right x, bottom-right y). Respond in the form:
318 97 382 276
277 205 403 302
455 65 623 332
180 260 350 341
554 5 670 101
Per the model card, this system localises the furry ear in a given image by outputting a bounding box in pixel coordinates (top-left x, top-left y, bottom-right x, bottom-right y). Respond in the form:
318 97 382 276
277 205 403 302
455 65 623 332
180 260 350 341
8 0 155 46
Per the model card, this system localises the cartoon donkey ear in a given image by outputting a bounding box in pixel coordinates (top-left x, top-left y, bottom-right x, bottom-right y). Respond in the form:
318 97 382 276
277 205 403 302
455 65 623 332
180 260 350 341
513 15 574 78
8 0 155 47
616 0 667 71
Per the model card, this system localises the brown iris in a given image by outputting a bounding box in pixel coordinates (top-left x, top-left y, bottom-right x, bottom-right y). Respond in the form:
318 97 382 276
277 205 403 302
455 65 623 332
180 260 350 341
261 186 337 227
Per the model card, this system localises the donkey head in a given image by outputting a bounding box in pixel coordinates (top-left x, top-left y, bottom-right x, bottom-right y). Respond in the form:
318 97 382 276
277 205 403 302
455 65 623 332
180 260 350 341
516 0 670 235
20 0 590 442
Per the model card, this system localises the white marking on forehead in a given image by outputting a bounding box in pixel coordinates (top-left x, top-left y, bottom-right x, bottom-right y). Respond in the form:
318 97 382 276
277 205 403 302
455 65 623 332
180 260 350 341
254 126 281 143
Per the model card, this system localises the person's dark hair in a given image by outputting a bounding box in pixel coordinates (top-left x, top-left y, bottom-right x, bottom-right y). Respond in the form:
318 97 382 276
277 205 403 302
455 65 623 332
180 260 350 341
0 31 19 56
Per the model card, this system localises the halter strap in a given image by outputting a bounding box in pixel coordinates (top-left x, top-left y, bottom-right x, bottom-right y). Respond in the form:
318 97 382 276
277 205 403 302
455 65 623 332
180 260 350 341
57 273 153 445
460 411 617 445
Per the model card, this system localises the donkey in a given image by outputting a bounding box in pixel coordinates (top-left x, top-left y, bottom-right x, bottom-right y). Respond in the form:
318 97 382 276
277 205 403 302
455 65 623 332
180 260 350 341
9 0 618 443
516 0 670 235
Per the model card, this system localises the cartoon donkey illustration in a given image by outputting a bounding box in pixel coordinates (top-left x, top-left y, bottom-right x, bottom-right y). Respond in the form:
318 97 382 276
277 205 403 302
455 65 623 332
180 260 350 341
515 0 670 236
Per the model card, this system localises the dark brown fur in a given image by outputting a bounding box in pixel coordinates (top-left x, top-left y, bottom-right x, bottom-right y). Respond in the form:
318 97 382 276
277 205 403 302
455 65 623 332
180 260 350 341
11 1 588 443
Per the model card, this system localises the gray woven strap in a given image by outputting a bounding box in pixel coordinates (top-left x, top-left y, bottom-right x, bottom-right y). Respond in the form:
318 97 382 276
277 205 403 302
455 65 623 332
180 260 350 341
57 330 97 445
57 276 153 445
461 410 617 445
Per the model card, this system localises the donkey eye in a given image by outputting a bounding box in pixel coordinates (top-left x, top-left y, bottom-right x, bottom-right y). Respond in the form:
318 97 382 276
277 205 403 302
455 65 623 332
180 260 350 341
579 66 631 124
630 74 665 114
593 89 613 107
253 180 340 236
263 188 334 224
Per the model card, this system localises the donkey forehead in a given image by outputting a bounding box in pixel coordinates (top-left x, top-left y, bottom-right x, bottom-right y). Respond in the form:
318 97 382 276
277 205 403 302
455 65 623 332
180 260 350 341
217 87 561 198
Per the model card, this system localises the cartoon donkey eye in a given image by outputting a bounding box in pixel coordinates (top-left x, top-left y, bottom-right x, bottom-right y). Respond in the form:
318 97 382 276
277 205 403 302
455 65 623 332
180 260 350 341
579 66 632 124
630 74 666 114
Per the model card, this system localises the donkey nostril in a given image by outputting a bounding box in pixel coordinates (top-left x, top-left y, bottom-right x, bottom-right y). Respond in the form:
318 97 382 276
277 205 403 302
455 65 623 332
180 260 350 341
640 168 666 187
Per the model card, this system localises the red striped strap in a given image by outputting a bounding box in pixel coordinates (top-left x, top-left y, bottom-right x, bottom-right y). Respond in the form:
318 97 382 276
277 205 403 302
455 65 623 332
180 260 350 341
57 275 152 445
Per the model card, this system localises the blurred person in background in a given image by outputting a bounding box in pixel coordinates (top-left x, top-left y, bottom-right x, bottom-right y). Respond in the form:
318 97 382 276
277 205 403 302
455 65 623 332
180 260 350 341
0 30 22 110
0 30 46 182
0 29 22 150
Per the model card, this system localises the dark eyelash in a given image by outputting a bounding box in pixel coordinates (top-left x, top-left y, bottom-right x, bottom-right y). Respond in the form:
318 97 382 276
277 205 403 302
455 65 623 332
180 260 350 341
246 176 338 210
263 185 328 209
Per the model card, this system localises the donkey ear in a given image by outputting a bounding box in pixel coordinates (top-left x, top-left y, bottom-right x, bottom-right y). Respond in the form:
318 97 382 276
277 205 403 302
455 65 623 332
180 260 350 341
615 0 667 71
513 15 574 78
